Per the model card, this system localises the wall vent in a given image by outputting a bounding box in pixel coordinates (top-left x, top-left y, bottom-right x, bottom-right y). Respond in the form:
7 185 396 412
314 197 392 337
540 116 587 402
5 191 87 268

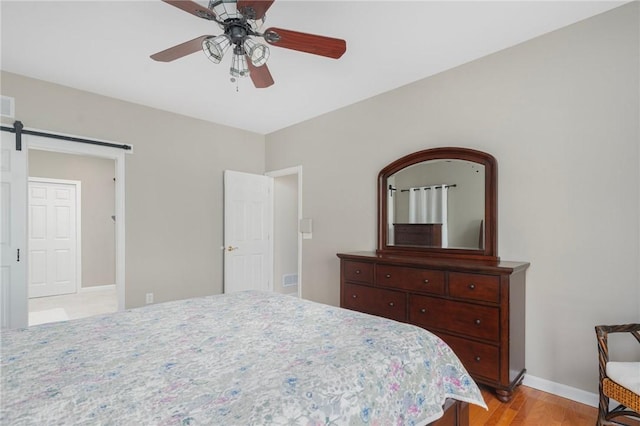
282 273 298 287
1 96 15 118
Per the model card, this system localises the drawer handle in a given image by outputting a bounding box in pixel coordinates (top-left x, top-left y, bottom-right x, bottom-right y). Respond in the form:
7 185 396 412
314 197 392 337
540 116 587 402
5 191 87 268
385 274 391 278
468 283 476 290
355 270 361 274
474 319 481 325
420 308 427 314
388 302 395 307
475 356 481 362
423 279 430 284
352 294 357 299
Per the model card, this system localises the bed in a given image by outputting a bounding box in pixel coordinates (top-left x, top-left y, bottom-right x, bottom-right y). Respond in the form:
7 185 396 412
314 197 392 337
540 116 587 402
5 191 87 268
1 291 486 425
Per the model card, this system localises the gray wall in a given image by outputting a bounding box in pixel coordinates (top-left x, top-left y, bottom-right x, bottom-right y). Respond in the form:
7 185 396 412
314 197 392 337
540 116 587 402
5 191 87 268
265 3 639 395
29 150 116 287
1 71 265 307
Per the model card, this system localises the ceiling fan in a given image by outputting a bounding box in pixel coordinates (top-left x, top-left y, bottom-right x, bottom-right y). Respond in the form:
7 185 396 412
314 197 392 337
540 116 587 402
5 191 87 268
151 0 347 88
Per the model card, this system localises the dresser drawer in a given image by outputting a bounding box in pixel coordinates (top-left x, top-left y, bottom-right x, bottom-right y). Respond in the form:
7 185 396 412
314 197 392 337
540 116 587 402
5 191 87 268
449 272 500 303
343 261 374 284
436 332 500 381
408 295 499 342
342 283 406 322
376 264 445 295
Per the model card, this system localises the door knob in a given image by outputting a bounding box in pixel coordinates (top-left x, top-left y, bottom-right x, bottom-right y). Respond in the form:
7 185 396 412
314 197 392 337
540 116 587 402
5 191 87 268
227 246 239 252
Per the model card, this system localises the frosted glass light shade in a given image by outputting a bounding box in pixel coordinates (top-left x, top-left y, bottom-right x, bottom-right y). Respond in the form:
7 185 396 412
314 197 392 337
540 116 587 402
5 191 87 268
243 38 270 67
230 53 249 77
202 35 231 64
210 0 241 20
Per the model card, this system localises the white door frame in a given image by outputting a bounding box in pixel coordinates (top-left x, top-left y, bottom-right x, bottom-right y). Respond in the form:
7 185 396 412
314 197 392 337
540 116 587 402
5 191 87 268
266 166 303 298
26 131 128 312
28 177 82 296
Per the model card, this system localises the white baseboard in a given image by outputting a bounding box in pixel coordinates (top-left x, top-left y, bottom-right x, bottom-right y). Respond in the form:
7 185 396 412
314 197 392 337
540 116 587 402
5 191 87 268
80 284 116 292
523 374 599 407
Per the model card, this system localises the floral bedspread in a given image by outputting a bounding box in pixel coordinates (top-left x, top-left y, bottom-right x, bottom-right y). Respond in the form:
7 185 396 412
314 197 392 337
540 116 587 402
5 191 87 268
1 291 485 425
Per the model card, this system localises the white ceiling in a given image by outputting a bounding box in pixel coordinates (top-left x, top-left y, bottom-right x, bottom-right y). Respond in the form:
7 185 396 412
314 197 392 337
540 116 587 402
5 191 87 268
1 1 626 135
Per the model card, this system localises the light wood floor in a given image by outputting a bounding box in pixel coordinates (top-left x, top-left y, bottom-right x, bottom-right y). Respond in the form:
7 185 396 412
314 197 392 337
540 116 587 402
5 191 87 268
470 385 640 426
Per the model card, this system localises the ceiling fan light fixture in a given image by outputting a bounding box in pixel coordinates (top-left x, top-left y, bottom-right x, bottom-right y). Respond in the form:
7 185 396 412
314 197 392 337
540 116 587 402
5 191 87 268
243 38 270 67
155 0 348 88
202 34 231 64
230 52 250 77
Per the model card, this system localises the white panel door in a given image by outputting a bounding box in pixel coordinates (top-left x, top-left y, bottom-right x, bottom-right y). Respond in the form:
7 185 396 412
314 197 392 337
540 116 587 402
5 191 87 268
224 170 273 293
28 180 78 298
1 132 27 329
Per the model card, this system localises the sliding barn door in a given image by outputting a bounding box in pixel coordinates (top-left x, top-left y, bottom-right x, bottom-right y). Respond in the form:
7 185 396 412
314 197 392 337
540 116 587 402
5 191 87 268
1 131 27 329
223 170 272 293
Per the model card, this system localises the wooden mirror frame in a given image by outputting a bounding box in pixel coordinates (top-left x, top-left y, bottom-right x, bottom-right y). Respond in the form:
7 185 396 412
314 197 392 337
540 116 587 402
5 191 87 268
377 147 498 262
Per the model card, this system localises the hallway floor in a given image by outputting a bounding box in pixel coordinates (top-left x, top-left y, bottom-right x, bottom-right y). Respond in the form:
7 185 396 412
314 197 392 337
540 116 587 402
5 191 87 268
28 286 117 326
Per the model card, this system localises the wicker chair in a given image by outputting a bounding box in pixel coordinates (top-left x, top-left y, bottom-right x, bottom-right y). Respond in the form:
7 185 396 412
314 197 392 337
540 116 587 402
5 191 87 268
595 324 640 425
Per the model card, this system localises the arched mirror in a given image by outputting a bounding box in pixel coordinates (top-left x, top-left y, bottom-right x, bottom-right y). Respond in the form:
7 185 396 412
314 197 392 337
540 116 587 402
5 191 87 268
377 147 498 261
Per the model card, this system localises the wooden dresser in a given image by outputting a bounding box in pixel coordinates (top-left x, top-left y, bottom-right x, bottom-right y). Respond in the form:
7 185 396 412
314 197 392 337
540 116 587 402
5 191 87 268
393 223 442 246
338 251 529 402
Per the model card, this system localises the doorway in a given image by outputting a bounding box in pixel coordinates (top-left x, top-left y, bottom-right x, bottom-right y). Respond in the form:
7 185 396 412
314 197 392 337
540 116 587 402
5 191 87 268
267 166 302 298
27 151 118 325
222 167 302 298
1 129 127 329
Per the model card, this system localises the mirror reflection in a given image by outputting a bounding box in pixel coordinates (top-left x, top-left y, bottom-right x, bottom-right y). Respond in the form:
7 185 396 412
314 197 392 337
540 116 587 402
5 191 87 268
387 159 485 249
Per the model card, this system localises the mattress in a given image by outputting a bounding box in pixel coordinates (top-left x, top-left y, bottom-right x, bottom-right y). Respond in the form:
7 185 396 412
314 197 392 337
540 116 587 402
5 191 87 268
1 290 486 425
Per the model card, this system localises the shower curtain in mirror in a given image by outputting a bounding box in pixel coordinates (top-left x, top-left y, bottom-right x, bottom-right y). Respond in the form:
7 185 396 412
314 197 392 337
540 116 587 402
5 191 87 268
408 185 448 247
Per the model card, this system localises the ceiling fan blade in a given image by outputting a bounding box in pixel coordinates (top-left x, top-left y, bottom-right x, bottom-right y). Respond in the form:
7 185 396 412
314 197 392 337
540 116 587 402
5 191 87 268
263 27 346 59
150 35 212 62
237 0 275 20
162 0 216 20
247 60 274 88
